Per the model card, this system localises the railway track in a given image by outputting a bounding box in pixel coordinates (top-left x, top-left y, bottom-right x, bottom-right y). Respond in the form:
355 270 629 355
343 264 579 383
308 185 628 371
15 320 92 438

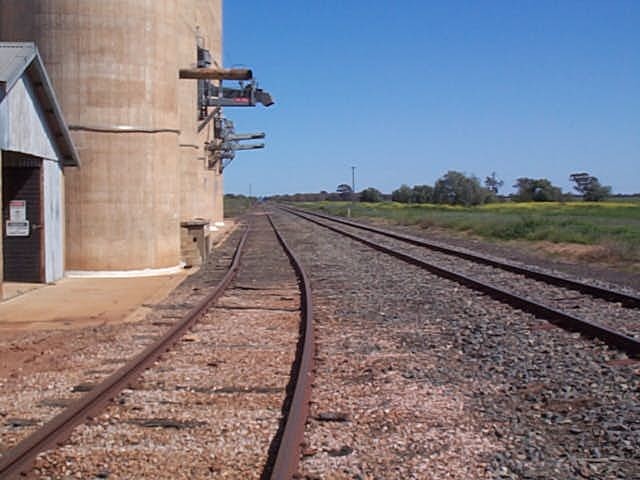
282 206 640 356
0 212 313 479
1 207 637 478
270 208 639 479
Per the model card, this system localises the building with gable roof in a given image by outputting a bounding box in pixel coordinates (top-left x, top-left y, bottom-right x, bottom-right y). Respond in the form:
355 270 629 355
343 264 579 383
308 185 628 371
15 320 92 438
0 42 80 291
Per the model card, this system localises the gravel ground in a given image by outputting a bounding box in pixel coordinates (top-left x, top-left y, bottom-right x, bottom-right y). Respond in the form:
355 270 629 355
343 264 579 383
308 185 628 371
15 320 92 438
28 212 302 479
272 209 640 480
296 212 640 339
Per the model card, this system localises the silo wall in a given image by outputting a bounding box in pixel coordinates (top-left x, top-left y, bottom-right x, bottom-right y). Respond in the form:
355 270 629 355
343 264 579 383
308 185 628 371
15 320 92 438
197 0 224 225
176 0 221 225
176 0 223 225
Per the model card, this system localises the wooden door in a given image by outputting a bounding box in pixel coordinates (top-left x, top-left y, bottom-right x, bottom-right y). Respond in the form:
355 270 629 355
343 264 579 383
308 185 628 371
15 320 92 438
2 161 43 283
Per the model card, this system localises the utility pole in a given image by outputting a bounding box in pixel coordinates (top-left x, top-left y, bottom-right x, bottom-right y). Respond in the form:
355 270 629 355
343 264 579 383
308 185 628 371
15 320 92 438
351 166 356 197
348 166 356 218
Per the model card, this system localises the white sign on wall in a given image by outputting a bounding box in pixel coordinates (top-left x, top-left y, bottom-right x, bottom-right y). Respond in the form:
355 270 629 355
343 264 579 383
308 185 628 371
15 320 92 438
6 221 30 236
7 200 29 236
9 200 26 222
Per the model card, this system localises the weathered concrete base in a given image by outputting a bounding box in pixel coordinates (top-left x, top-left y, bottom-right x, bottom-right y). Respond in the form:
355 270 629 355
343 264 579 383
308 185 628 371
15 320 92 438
66 264 185 278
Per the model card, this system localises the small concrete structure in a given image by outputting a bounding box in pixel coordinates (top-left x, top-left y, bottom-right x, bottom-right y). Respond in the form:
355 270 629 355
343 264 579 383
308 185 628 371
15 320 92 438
0 42 79 293
180 219 210 268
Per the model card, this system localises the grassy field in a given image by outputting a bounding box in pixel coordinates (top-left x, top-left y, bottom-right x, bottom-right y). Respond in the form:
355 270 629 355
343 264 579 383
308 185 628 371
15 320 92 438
223 196 254 218
297 201 640 266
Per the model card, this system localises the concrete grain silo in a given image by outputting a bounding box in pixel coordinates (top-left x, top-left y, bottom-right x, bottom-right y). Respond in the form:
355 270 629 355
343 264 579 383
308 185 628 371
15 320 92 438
0 0 224 274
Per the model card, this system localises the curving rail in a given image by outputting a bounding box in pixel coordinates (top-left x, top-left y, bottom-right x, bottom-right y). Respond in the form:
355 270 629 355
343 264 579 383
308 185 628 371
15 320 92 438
0 229 249 478
267 214 315 480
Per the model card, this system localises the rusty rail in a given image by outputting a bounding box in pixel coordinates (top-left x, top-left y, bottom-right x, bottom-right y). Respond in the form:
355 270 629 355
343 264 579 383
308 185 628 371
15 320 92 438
285 207 640 357
0 227 250 479
267 214 315 480
282 205 640 308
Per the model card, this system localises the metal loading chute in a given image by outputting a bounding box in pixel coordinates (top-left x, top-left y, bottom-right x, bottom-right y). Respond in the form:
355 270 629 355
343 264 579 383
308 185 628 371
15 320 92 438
206 116 265 171
202 82 274 108
179 46 274 119
179 46 273 169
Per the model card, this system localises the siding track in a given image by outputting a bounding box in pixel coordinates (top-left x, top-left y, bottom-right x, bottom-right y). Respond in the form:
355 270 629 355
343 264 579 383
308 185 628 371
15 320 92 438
283 206 640 356
284 206 640 308
0 212 313 479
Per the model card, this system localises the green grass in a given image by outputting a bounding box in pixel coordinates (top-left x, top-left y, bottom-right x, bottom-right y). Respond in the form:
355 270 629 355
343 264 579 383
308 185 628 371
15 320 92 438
608 195 640 203
223 196 253 218
296 200 640 264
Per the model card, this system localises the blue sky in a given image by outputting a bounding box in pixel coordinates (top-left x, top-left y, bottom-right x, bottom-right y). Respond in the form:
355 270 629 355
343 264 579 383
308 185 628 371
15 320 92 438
223 1 639 196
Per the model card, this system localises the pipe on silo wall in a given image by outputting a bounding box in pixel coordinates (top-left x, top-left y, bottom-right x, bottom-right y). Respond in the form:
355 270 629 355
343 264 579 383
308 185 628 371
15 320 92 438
0 0 223 271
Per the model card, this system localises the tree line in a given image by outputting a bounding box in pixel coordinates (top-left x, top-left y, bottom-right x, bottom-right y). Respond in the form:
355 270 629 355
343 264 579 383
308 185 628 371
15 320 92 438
265 171 614 205
369 171 612 205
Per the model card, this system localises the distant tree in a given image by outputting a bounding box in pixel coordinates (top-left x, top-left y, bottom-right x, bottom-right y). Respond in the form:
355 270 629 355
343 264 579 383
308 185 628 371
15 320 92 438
513 177 563 202
336 183 353 201
569 172 611 201
569 172 590 192
484 172 504 194
391 184 413 203
433 171 491 206
411 185 434 204
360 187 383 203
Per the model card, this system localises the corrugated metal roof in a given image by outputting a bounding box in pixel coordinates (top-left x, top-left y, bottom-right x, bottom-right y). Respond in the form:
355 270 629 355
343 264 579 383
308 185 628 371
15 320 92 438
0 42 80 167
0 42 36 87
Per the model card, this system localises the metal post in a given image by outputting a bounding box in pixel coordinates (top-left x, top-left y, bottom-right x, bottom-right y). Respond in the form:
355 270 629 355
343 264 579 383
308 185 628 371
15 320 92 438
348 166 356 218
351 166 356 198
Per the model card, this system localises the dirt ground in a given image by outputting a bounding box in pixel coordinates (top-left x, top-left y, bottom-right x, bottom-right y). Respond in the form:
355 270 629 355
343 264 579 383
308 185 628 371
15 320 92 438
0 275 189 332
